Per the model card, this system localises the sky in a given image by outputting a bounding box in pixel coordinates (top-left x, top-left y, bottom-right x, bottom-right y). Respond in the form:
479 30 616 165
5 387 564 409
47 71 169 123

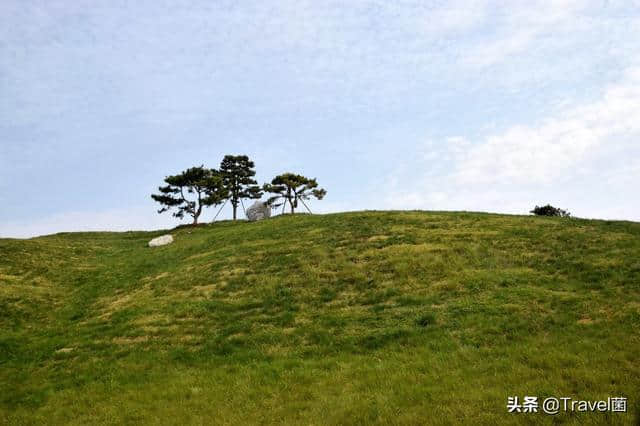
1 0 639 238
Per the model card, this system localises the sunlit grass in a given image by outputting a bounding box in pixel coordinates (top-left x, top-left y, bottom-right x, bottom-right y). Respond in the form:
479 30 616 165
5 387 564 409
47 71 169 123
1 211 639 424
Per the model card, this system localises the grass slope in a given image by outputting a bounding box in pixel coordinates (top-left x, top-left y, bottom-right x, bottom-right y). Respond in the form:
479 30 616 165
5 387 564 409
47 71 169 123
1 211 639 425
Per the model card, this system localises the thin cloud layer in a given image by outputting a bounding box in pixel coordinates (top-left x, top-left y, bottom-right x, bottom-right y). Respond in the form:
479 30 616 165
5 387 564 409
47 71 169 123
385 67 640 218
1 1 639 237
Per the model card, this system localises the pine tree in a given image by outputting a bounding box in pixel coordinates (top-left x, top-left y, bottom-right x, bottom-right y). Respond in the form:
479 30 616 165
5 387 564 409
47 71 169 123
263 173 326 214
151 166 227 225
220 155 262 220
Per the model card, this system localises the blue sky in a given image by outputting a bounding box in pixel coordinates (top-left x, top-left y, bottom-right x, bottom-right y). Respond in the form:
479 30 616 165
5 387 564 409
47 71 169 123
1 0 639 237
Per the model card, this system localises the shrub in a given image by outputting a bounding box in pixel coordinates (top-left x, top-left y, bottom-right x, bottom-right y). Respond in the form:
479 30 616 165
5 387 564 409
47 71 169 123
530 204 571 217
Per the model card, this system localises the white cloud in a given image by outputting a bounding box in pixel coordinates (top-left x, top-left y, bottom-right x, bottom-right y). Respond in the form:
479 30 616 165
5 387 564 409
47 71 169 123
463 0 587 67
412 0 488 37
456 67 640 185
383 66 640 220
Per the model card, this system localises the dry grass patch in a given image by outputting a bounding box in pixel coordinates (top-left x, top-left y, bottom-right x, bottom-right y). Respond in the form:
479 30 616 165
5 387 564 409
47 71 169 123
112 336 150 345
141 271 170 281
96 284 153 318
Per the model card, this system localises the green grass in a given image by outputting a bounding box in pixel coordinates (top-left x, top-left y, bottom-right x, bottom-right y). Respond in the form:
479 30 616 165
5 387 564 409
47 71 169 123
1 211 639 424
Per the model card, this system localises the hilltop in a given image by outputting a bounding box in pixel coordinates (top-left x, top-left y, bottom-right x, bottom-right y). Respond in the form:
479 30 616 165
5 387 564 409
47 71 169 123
1 211 639 424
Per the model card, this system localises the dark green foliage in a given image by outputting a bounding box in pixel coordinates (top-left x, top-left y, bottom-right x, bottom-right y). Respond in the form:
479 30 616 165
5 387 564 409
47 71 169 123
530 204 571 217
151 166 226 225
219 155 262 220
416 313 436 327
263 173 326 214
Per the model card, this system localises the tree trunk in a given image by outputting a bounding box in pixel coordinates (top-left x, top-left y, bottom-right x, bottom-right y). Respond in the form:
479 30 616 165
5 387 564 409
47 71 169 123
232 204 237 221
193 191 202 225
287 189 294 214
193 203 202 225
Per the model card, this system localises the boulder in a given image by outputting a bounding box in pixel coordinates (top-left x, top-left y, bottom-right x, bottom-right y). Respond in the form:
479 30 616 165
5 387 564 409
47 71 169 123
246 201 271 222
148 234 174 247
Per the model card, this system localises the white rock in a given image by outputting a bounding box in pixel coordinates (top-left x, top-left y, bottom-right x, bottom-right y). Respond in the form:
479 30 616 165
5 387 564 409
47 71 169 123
246 201 271 222
148 234 174 247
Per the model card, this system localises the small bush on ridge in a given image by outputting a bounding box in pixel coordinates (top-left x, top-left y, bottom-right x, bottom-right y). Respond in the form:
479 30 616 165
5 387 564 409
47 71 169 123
530 205 571 217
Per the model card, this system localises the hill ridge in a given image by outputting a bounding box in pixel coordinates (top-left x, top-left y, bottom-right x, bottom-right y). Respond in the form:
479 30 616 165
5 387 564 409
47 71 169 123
1 211 639 424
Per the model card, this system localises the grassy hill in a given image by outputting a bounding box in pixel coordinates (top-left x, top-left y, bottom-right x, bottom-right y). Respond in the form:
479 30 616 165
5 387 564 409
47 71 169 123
1 211 639 424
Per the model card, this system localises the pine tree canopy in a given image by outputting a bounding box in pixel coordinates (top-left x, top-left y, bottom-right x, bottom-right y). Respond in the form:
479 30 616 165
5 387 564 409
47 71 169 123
151 166 227 224
263 173 326 214
219 155 262 220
